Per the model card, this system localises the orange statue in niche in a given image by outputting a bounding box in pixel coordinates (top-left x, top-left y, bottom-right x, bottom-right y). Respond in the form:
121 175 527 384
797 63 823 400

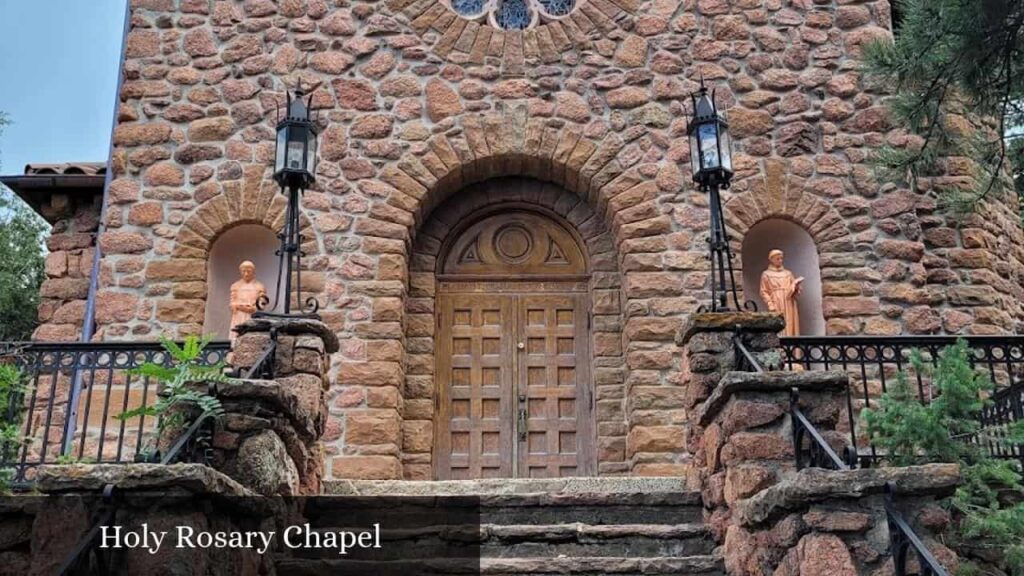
759 249 804 337
229 260 266 341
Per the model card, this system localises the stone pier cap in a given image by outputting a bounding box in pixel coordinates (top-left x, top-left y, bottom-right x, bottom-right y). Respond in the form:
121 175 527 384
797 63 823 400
36 463 250 494
738 463 961 527
698 371 849 427
677 312 785 346
33 463 271 517
234 316 340 354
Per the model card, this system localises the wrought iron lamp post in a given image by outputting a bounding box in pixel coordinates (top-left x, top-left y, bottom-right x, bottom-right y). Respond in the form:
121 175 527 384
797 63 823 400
256 89 321 319
688 82 746 313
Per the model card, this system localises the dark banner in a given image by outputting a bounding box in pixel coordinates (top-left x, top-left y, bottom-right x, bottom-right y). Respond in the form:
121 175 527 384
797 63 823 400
0 495 482 576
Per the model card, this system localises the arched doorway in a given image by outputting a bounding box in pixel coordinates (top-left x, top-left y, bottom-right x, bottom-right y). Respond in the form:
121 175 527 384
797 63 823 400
741 218 826 336
434 206 596 479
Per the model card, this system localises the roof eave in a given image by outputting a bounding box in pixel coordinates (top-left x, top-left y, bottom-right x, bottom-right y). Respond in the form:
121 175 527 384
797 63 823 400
0 174 106 223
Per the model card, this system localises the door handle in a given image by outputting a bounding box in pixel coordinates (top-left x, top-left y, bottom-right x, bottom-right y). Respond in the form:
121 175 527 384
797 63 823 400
518 394 527 441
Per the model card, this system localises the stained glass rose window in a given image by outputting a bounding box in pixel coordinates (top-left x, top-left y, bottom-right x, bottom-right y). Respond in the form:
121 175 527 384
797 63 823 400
445 0 577 30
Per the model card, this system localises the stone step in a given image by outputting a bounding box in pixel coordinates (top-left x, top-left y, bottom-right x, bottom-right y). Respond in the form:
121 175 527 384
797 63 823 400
304 494 704 526
481 523 714 558
323 477 690 497
289 523 715 560
313 480 704 526
479 556 725 575
295 479 718 574
274 555 725 575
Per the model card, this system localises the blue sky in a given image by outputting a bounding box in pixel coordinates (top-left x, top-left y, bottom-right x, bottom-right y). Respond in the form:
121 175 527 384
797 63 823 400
0 0 127 175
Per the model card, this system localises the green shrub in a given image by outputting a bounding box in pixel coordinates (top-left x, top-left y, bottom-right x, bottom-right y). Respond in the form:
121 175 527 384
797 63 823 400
0 363 27 491
116 335 231 461
863 339 1024 575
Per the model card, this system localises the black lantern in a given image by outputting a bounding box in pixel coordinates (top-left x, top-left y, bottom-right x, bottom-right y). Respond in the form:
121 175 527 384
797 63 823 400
688 82 749 313
274 91 319 188
688 84 733 191
256 89 321 319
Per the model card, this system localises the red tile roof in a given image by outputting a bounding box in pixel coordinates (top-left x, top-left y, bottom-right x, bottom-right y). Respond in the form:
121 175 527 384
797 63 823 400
23 162 106 176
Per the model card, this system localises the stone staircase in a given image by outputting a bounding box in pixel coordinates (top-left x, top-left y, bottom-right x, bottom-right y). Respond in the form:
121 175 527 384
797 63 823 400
275 478 723 575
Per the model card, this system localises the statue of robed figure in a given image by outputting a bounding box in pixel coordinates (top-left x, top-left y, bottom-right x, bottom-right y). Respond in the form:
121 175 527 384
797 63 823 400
759 249 803 337
229 260 267 342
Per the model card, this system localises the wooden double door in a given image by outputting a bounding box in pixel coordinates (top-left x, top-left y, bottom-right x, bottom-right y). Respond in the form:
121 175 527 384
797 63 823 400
435 291 595 479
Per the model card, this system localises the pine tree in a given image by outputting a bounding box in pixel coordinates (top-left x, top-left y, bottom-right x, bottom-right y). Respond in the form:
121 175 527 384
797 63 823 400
862 0 1024 212
863 340 1024 574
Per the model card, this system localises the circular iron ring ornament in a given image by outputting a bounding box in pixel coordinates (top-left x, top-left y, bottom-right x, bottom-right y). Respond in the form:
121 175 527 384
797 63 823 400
254 292 321 318
255 293 271 313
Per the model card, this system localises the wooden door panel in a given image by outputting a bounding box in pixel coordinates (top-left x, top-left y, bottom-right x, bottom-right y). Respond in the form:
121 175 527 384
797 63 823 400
436 294 514 480
517 294 593 478
434 203 596 480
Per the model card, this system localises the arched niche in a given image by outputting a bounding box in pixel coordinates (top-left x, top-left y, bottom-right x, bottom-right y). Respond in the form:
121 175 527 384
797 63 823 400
202 224 280 340
741 218 826 336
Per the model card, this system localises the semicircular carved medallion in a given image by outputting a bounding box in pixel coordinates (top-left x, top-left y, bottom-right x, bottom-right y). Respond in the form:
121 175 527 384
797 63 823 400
442 211 586 277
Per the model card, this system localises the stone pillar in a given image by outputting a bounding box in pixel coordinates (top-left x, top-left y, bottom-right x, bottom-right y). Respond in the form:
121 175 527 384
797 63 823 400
729 465 960 576
34 193 103 342
678 312 961 575
676 312 787 412
221 317 339 495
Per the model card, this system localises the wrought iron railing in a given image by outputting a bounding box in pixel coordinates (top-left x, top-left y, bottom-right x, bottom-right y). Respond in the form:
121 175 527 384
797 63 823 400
885 482 951 576
781 336 1024 467
238 328 277 380
771 349 952 576
734 334 766 373
790 388 854 471
0 341 229 485
55 405 220 576
58 483 118 576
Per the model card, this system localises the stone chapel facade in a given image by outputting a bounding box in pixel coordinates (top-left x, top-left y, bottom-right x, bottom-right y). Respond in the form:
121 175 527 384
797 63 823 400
22 0 1024 480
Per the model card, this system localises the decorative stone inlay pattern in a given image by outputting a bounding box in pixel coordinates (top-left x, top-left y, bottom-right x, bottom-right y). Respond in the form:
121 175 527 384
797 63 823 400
392 0 636 74
445 0 579 31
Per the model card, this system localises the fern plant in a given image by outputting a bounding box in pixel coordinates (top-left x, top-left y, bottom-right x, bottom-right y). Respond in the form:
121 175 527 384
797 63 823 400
863 339 1024 575
116 335 231 461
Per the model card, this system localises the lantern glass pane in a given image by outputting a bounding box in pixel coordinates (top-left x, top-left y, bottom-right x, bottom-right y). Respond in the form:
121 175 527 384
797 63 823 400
287 140 305 171
275 128 287 173
306 133 318 174
698 123 720 170
720 126 732 171
689 130 700 175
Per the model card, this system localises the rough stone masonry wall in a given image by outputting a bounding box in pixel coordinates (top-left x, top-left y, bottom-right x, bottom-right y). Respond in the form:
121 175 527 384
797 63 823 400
32 192 103 342
87 0 1024 477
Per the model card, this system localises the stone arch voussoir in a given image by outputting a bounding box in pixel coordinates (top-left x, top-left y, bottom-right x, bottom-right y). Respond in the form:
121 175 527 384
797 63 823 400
361 107 679 277
160 164 322 336
724 159 850 258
